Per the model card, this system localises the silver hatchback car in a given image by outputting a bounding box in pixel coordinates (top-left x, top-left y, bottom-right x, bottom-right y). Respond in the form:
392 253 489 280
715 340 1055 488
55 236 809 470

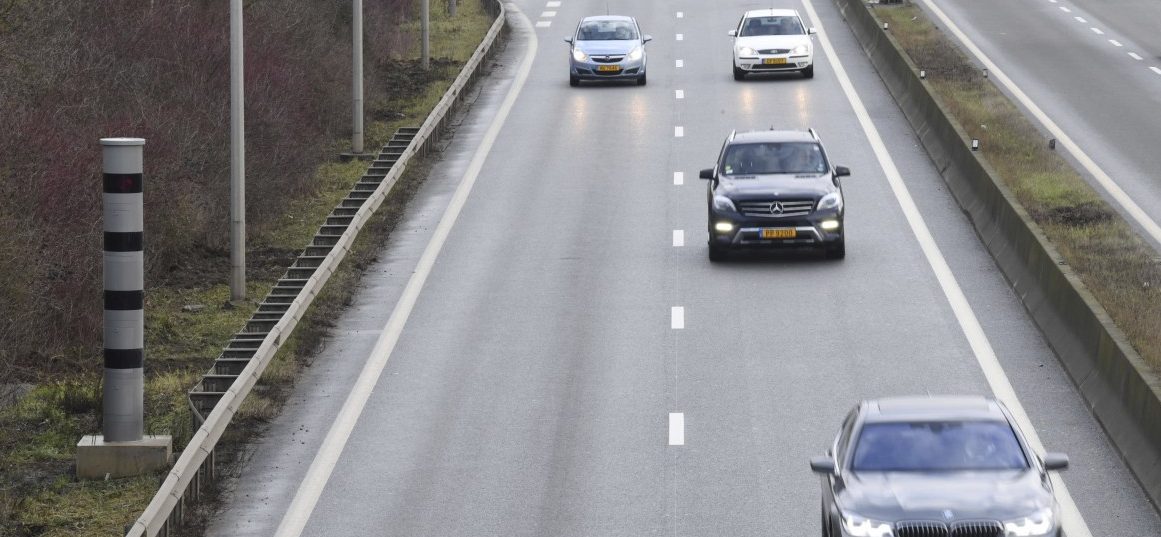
565 16 652 86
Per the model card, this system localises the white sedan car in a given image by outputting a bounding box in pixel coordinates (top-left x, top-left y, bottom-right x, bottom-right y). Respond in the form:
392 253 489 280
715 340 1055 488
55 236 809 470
729 9 816 80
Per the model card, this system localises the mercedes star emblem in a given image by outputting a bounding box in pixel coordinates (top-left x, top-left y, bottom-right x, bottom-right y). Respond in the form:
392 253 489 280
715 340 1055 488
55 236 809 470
770 202 784 215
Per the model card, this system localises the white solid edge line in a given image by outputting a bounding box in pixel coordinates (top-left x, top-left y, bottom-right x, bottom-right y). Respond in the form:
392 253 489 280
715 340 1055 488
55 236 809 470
919 0 1161 247
272 7 540 537
671 307 684 329
669 413 685 446
673 171 684 185
673 230 684 247
800 0 1094 536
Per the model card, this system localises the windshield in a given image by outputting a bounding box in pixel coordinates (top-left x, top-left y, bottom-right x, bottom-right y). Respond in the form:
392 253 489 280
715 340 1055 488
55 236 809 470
721 142 827 175
852 421 1029 472
577 20 638 41
739 16 805 37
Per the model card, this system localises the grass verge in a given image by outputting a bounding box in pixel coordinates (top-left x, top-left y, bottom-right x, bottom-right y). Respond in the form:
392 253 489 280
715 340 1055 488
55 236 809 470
0 1 496 535
871 3 1161 368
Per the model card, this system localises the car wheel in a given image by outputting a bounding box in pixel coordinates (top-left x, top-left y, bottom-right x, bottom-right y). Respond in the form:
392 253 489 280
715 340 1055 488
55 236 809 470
569 74 579 87
733 64 745 81
802 64 815 79
709 244 727 262
637 72 647 86
824 237 845 260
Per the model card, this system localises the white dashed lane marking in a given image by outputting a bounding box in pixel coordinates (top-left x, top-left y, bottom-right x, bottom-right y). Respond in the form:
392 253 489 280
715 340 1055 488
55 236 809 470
1090 27 1104 35
675 126 684 137
535 20 551 27
1074 16 1086 23
676 11 684 18
1151 67 1161 75
669 413 684 446
1059 6 1071 12
676 33 684 41
676 59 684 68
540 11 556 17
671 307 684 329
675 89 684 99
673 172 684 185
672 230 684 247
1129 52 1143 60
1109 40 1123 47
546 0 560 6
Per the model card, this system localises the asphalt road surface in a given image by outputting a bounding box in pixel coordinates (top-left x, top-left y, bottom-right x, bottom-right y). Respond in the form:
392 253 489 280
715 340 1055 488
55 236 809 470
206 0 1161 535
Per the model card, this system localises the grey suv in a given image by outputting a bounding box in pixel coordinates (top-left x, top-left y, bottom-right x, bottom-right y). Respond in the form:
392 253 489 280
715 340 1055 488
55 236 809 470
700 129 849 261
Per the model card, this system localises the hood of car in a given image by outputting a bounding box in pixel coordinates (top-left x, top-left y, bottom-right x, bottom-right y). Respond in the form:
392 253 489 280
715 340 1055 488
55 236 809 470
574 40 640 55
837 470 1054 523
734 34 810 52
718 174 833 200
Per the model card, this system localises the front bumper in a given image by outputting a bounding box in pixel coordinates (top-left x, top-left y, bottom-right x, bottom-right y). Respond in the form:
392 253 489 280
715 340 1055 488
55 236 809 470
735 53 813 72
708 208 842 250
570 57 646 80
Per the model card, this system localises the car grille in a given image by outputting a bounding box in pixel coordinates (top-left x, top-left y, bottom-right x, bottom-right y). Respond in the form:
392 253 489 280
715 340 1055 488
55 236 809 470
758 48 790 54
893 521 1003 537
590 55 624 63
737 199 813 218
752 62 803 70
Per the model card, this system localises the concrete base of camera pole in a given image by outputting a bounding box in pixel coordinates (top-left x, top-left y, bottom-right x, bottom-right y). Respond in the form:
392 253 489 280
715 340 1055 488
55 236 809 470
76 434 172 480
338 151 374 162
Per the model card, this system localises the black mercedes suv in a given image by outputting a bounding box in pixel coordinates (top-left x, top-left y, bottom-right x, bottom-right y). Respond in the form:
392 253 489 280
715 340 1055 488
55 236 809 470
700 128 849 261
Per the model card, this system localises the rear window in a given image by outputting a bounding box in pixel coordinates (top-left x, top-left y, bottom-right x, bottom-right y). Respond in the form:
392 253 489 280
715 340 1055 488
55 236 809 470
852 421 1029 472
739 16 805 37
577 20 638 41
721 142 826 175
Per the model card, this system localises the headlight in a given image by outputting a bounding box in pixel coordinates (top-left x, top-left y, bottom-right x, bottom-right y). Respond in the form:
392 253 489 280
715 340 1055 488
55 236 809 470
714 222 734 233
841 513 894 537
817 192 843 211
1003 508 1056 537
737 46 757 56
792 44 810 55
572 48 588 62
627 46 643 61
712 195 737 212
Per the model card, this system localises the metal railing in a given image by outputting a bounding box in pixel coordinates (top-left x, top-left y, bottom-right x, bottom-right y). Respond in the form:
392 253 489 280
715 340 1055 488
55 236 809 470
125 2 507 534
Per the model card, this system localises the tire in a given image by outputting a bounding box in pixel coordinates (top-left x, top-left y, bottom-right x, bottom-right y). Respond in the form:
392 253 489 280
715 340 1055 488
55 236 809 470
637 72 647 86
569 74 579 87
802 64 815 79
709 244 727 262
824 237 845 260
733 64 745 81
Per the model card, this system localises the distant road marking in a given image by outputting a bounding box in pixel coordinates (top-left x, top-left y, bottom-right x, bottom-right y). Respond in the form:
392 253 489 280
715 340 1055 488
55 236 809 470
546 0 560 6
1109 39 1122 47
673 230 685 247
676 59 684 68
1090 27 1104 35
1129 52 1143 60
535 20 551 27
676 11 684 18
675 89 684 99
671 307 684 329
1073 16 1086 23
673 172 684 185
669 413 685 445
1059 6 1071 12
1151 67 1161 75
801 0 1094 535
540 10 556 17
919 0 1161 247
1048 0 1057 3
271 8 540 537
676 33 684 41
675 126 684 137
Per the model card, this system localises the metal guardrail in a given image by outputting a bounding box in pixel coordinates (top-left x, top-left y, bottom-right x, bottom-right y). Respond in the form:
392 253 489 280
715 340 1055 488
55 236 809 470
126 2 508 534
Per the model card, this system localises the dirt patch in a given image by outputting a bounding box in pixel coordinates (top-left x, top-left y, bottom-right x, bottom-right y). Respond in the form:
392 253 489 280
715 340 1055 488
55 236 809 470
1032 202 1115 227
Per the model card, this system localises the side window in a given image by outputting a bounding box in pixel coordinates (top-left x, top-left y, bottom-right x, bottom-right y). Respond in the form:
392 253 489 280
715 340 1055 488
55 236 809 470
833 406 859 466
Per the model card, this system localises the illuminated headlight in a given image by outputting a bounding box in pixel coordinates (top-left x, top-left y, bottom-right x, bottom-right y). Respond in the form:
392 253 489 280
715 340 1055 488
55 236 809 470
791 44 810 55
1003 508 1056 537
712 195 737 212
714 222 734 233
820 220 840 231
627 46 643 61
737 46 757 57
572 48 589 62
817 191 843 211
841 513 894 537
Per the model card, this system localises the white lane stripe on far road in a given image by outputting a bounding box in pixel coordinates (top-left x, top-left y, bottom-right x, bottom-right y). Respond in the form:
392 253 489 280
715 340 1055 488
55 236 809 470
546 0 560 6
676 33 684 41
1073 16 1086 23
1109 40 1122 47
673 230 684 247
676 11 684 18
271 8 540 537
1090 27 1104 35
540 11 556 17
669 413 685 446
535 20 551 27
675 126 684 137
1151 67 1161 75
673 172 684 185
1059 6 1071 12
800 0 1094 535
676 59 684 68
675 89 684 99
671 307 684 329
1129 52 1143 60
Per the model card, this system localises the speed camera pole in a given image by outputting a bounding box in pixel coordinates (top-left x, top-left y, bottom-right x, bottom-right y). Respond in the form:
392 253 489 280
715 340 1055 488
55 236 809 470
229 0 247 302
422 0 430 70
352 0 365 155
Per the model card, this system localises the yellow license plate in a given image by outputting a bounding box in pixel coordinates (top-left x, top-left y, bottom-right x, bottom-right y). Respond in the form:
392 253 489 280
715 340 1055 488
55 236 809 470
597 65 622 72
760 228 796 239
763 58 787 65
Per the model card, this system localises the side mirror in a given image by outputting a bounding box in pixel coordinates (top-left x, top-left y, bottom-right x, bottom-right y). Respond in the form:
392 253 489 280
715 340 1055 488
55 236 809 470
810 456 836 474
643 34 653 43
834 166 850 177
1042 453 1069 471
564 37 573 45
727 29 737 37
699 168 715 180
808 27 817 35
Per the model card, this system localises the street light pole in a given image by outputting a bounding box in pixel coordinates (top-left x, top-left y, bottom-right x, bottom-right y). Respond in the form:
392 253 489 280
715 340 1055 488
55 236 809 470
422 0 430 70
229 0 246 301
352 0 364 155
